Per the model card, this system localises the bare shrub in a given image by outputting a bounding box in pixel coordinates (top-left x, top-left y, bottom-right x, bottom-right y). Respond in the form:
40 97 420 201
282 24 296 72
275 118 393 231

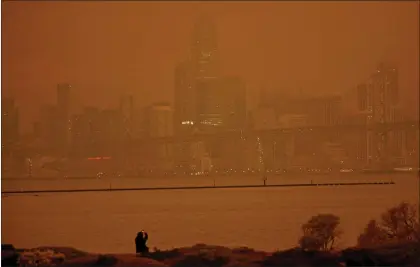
357 219 389 248
95 254 118 266
358 202 420 248
147 248 181 261
299 214 342 251
173 254 229 267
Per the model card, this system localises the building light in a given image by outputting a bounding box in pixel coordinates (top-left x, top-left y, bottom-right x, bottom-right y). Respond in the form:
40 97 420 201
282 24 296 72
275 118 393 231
87 156 111 160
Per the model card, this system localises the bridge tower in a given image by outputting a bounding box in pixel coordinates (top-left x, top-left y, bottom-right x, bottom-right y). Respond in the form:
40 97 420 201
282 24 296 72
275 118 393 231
120 95 134 172
373 63 398 167
357 62 398 168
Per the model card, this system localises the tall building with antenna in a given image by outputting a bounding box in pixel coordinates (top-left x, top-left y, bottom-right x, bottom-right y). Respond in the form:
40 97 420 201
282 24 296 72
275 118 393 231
173 14 247 170
175 14 220 134
190 13 219 80
174 60 195 134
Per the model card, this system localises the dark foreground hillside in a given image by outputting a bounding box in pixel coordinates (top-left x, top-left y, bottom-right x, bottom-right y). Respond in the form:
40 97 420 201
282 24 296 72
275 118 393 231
3 242 420 267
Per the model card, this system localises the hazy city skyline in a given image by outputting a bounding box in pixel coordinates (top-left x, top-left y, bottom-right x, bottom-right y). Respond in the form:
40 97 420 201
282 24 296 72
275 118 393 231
2 1 419 133
2 2 420 258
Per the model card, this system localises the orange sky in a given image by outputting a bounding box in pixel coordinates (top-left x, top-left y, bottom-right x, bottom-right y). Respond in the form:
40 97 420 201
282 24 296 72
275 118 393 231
2 1 419 132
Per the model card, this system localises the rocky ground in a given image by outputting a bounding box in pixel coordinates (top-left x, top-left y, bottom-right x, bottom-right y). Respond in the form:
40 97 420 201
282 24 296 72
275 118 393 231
2 242 420 267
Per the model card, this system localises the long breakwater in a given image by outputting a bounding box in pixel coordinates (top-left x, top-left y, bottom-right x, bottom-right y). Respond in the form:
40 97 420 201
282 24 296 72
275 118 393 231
2 180 395 195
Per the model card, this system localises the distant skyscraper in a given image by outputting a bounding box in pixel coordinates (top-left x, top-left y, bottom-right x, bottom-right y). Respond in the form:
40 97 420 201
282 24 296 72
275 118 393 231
174 61 196 134
83 106 101 157
57 83 71 155
191 14 228 133
190 14 218 79
304 96 342 126
175 14 219 134
98 109 124 155
70 107 121 158
70 114 86 158
40 104 58 154
1 97 19 156
196 76 247 131
219 76 247 130
147 102 173 161
195 77 222 131
175 15 246 135
357 83 369 112
146 103 173 138
120 94 134 138
57 83 71 115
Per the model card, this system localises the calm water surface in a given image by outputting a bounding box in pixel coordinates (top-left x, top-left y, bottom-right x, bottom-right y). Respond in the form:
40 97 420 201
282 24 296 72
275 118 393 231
2 174 418 253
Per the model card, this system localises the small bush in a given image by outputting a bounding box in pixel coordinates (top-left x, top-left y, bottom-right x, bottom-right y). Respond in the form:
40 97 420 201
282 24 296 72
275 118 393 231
261 248 341 267
358 202 420 248
357 219 388 248
173 254 229 267
147 248 181 261
95 254 118 266
232 247 255 254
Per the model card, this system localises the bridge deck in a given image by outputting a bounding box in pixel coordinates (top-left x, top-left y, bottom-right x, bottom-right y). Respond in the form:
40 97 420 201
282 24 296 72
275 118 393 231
139 121 419 143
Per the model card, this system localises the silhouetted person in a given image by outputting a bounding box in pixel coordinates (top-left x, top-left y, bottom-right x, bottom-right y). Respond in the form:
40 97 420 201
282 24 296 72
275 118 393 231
135 230 149 254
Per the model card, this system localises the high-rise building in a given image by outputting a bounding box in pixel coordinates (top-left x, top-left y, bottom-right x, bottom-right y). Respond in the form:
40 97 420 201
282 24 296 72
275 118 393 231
57 83 71 156
303 96 342 127
120 94 134 138
1 97 19 156
252 106 277 130
175 15 220 134
174 61 196 134
357 83 369 112
147 103 173 138
191 14 221 133
57 84 71 114
219 76 247 130
70 108 123 158
70 113 87 158
190 14 218 79
98 109 124 156
146 103 173 166
84 107 101 157
174 15 248 169
195 76 246 132
40 104 58 154
197 76 246 169
195 77 223 132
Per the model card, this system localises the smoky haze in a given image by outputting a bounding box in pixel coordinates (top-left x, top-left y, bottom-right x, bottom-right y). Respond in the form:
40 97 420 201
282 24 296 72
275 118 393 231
2 1 419 133
2 1 420 257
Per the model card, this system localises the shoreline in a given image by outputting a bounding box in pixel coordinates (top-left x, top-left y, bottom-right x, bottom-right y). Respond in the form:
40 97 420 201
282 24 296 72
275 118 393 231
1 170 417 180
